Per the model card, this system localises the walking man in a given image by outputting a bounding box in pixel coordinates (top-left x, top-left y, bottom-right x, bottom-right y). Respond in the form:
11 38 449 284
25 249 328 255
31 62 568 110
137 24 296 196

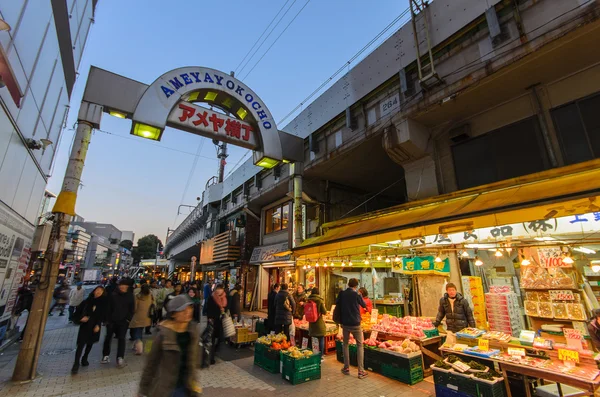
49 282 70 316
102 279 134 368
335 278 368 379
68 282 86 323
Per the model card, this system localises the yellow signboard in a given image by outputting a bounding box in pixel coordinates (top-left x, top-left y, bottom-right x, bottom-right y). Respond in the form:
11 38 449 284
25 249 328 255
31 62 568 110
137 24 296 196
558 348 579 363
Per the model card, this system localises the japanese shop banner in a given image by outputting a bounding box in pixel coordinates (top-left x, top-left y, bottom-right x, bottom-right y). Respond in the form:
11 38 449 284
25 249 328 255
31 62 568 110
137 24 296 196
397 256 450 275
168 102 258 150
537 247 570 268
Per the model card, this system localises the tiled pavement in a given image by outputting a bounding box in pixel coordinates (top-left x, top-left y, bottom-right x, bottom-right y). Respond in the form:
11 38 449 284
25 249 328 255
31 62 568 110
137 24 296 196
0 314 435 397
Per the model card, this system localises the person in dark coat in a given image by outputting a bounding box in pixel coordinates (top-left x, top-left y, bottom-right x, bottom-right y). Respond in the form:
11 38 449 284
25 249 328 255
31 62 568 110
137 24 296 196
433 283 476 332
102 279 135 368
266 283 280 333
274 283 296 340
307 288 328 357
228 283 242 321
71 286 107 374
206 284 227 365
292 284 307 320
187 287 201 322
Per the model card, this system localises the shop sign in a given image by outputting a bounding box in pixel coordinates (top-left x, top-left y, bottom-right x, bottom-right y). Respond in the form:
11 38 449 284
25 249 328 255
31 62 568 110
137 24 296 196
507 347 526 357
250 242 290 263
478 338 489 351
549 290 575 301
558 348 579 363
397 256 450 275
140 259 156 267
538 248 570 268
394 211 600 248
168 102 258 150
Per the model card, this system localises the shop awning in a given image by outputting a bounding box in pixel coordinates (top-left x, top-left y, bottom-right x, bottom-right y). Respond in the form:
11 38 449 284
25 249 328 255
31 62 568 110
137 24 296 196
295 159 600 257
250 242 291 264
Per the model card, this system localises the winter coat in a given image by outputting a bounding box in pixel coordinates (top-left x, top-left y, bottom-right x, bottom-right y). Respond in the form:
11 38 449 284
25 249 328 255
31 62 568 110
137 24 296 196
292 291 307 319
129 293 154 329
69 288 86 307
203 284 212 301
77 295 108 345
335 288 366 327
107 289 135 324
139 321 202 397
433 292 476 332
307 294 328 337
274 290 296 326
228 289 241 319
155 287 173 309
190 298 201 322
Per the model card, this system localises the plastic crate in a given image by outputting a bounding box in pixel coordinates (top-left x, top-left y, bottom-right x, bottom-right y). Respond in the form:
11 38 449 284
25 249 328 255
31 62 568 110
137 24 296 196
254 343 281 361
254 353 280 373
282 365 321 385
364 348 382 373
255 321 266 336
280 351 321 371
335 340 357 366
435 384 471 397
432 366 506 397
424 328 440 338
381 362 423 385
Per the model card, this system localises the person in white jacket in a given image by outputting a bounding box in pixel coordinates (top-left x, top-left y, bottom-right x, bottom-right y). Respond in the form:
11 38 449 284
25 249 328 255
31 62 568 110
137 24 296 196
68 282 86 323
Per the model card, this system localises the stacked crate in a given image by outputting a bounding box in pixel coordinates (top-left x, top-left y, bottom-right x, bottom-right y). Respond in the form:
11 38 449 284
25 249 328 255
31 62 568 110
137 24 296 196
461 277 487 328
485 292 523 336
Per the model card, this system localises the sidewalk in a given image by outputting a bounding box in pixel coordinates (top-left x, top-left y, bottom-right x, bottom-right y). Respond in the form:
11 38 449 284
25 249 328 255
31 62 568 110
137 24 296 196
0 314 435 396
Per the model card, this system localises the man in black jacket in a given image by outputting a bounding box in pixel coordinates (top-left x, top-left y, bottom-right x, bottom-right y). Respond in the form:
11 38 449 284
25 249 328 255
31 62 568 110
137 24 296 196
266 283 280 333
101 279 134 368
433 283 476 332
336 278 368 379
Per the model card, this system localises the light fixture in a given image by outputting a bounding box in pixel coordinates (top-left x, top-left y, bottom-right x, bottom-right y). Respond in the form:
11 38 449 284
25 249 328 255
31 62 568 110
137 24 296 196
131 123 163 141
562 255 574 265
534 236 555 242
364 258 370 265
109 110 127 119
348 260 353 267
434 254 443 263
394 255 401 262
461 251 469 258
521 257 531 266
574 247 597 254
464 243 496 249
330 260 335 267
323 262 328 267
495 249 503 258
254 155 279 169
315 261 320 267
592 261 600 272
475 257 484 266
341 260 346 267
385 257 391 263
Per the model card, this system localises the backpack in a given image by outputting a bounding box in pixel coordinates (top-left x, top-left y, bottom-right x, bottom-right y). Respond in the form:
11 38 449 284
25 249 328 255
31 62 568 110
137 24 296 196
304 300 319 323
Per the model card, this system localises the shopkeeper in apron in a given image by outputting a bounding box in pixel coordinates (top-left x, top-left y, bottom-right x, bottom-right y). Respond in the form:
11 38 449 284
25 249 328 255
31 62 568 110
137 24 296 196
433 283 476 332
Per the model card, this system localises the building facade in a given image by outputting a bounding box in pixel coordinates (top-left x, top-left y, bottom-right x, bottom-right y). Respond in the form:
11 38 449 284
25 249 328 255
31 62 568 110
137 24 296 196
0 0 98 345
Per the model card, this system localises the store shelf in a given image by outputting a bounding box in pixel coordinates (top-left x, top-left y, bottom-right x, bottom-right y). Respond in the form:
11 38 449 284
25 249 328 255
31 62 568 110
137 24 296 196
527 315 580 322
522 287 581 291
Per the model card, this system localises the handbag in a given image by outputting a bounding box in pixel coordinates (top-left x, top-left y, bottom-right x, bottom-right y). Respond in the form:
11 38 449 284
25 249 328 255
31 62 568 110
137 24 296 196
148 303 156 318
283 296 292 312
221 311 236 338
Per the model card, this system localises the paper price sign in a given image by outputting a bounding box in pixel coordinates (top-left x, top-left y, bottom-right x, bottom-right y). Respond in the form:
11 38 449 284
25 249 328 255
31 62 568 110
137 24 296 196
369 331 379 341
550 290 575 301
558 348 580 363
563 328 583 340
370 309 379 324
507 347 526 357
478 338 489 351
312 337 320 353
301 337 309 349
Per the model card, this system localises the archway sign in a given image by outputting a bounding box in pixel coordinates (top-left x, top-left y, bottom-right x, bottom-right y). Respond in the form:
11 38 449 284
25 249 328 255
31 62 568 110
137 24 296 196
81 66 290 168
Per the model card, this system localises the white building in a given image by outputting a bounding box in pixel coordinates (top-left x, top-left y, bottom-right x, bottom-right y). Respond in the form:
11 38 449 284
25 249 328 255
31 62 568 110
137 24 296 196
0 1 98 345
120 230 135 244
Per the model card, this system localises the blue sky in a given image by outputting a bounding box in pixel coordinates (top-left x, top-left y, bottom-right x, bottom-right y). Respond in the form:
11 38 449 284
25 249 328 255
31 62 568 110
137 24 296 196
48 0 410 244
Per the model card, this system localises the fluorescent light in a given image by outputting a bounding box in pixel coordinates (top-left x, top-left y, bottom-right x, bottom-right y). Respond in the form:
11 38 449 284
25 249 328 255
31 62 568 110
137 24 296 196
465 244 496 249
574 247 596 254
534 237 555 242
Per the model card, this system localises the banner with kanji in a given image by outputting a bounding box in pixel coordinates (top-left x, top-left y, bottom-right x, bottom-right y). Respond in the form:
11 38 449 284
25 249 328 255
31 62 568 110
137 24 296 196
395 256 450 275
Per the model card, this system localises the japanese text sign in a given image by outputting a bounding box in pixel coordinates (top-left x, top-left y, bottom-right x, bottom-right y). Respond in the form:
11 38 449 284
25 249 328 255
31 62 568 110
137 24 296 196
538 247 570 268
371 309 379 324
549 290 575 301
478 338 489 351
558 348 580 363
168 102 258 150
302 337 308 349
507 347 526 357
369 331 379 341
563 328 582 340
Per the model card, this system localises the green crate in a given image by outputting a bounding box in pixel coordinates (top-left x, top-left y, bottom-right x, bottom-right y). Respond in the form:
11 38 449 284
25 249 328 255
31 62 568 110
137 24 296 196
280 351 321 372
376 350 423 369
335 340 357 366
433 367 506 397
254 343 281 361
424 328 439 338
364 348 382 372
255 321 266 336
282 365 321 385
381 363 423 385
254 353 280 373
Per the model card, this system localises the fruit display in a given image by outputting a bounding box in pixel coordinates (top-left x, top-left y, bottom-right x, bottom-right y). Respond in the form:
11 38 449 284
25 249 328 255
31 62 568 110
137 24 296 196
376 338 421 354
371 315 435 339
281 346 315 359
257 333 289 349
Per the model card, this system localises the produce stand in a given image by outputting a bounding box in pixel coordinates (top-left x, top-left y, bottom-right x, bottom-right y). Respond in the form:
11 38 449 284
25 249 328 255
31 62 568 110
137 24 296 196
375 332 444 377
293 319 338 355
373 300 404 317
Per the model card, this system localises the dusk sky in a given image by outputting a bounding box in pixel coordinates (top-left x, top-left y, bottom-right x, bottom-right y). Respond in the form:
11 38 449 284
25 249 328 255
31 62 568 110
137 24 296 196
47 0 410 244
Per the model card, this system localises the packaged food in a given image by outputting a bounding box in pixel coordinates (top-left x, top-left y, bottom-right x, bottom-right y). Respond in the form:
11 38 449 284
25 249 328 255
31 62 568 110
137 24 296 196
538 292 551 302
538 302 554 318
524 300 539 316
526 292 539 301
552 268 576 288
553 302 568 319
566 303 586 320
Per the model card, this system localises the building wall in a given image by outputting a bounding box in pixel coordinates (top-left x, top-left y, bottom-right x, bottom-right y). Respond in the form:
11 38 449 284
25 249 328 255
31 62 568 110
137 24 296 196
71 221 122 242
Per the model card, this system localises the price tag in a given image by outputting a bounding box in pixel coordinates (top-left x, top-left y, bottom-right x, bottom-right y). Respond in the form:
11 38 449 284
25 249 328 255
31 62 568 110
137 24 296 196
270 331 275 336
370 309 379 324
563 328 582 340
302 337 308 349
507 347 526 357
312 337 320 353
369 331 379 341
550 290 575 301
558 348 580 363
478 338 489 351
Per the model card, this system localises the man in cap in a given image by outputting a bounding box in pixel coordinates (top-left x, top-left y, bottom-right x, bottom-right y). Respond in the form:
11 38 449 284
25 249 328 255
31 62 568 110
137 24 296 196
68 282 86 323
102 279 135 368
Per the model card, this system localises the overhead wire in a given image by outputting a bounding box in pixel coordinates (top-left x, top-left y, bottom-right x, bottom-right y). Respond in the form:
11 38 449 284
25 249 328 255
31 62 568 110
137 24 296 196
237 0 299 76
241 0 312 80
234 0 293 75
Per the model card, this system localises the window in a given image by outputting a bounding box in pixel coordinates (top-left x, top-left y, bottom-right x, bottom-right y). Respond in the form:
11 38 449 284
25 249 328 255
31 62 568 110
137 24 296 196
552 93 600 165
452 117 550 190
264 203 291 234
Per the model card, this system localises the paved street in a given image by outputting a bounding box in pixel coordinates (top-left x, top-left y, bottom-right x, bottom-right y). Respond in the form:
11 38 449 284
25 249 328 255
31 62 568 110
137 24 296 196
0 314 435 397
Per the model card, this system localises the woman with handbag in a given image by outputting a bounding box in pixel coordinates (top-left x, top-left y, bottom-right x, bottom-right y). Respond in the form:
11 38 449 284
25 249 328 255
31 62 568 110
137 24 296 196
71 286 108 374
205 284 227 365
274 283 296 340
138 294 202 397
129 284 155 355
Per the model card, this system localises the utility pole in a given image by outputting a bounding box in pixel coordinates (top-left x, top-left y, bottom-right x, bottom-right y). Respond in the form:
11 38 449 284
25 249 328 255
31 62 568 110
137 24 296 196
13 110 96 380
